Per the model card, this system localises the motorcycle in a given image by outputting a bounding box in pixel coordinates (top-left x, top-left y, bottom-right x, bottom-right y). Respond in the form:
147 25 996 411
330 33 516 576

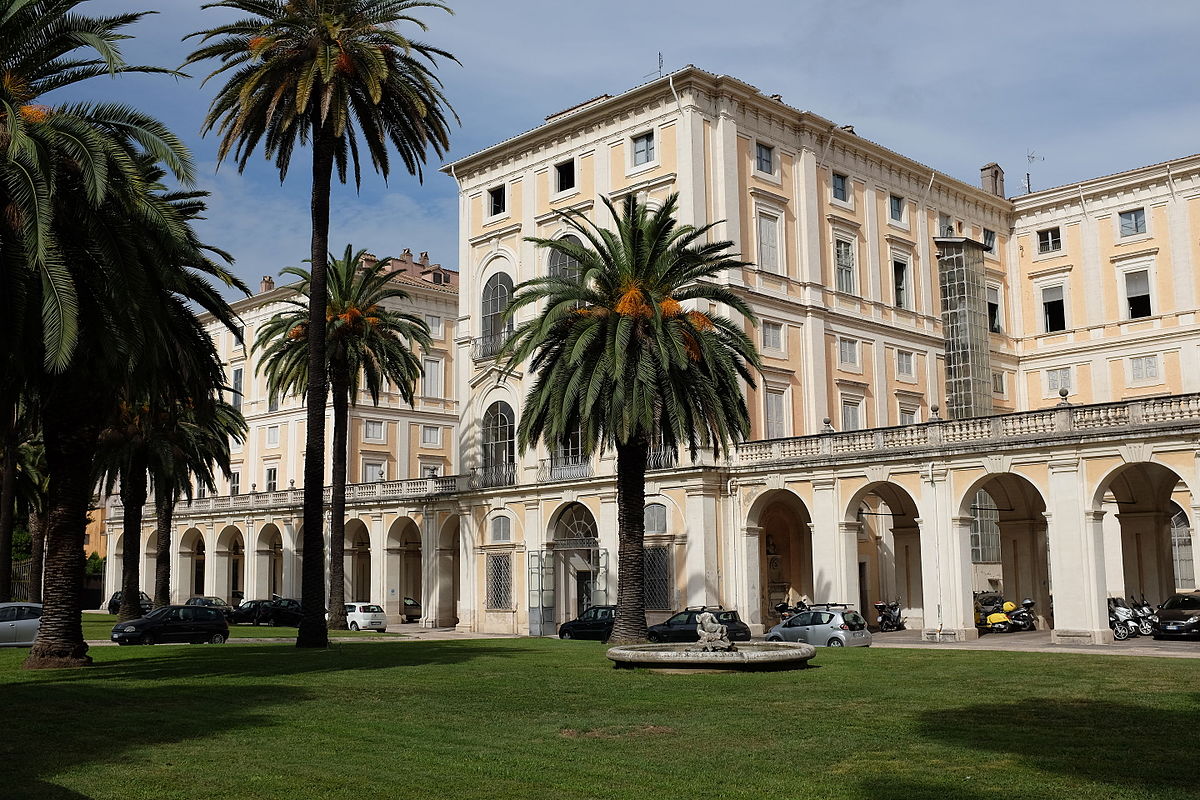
1129 595 1155 636
1107 597 1134 641
974 594 1012 633
773 597 810 621
1005 598 1037 631
872 599 906 632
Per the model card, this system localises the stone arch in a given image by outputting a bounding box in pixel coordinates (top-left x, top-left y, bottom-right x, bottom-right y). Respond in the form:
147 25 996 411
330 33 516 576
843 481 922 628
255 523 286 599
214 525 246 603
179 527 207 599
344 517 373 602
385 516 422 618
747 488 814 624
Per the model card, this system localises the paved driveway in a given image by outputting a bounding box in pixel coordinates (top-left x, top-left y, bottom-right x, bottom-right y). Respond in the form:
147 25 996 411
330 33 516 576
868 628 1200 658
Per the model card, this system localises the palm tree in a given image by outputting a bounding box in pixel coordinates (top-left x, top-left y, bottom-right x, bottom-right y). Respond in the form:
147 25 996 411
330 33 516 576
186 0 457 648
505 194 761 644
256 247 431 629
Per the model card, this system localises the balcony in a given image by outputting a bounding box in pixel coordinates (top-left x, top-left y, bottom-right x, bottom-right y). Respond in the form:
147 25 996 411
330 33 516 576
471 333 509 360
537 455 593 482
472 463 517 489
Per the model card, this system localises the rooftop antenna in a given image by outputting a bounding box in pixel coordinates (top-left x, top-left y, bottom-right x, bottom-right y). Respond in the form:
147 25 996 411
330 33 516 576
644 51 664 80
1024 150 1044 193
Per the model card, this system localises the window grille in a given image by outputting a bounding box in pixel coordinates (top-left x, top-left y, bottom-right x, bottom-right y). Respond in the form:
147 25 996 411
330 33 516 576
486 553 513 609
643 546 672 610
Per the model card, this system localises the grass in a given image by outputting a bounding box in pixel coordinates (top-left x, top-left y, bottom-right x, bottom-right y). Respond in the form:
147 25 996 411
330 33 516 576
82 614 406 641
2 639 1198 800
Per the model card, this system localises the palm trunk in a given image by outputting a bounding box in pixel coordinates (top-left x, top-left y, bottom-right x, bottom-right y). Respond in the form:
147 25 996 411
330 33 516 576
117 455 148 622
154 492 173 608
608 437 649 644
326 357 349 630
24 381 101 669
297 124 334 649
0 409 17 603
29 508 45 604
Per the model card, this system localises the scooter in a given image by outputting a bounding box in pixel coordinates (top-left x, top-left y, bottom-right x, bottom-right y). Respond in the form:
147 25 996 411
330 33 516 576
1111 597 1140 637
974 594 1012 633
1107 597 1134 640
1006 598 1037 631
872 599 906 632
1129 595 1155 636
773 597 810 621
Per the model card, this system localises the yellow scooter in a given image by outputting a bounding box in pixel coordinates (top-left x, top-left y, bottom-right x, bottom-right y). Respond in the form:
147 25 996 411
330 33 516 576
973 594 1012 633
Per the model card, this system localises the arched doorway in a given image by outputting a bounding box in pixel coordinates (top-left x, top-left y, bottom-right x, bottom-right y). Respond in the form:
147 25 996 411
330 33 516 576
385 517 421 618
747 489 813 624
435 515 461 626
535 503 605 633
345 519 372 602
847 482 922 628
215 526 246 604
180 528 206 599
256 524 285 599
1171 505 1196 590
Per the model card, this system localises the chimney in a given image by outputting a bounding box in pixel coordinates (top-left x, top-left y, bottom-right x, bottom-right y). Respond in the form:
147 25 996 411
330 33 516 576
360 252 378 269
981 163 1005 197
418 251 430 267
259 275 275 293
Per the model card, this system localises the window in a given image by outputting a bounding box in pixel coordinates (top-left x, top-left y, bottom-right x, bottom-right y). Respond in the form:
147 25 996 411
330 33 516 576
363 420 384 441
554 159 575 192
756 213 780 273
1119 208 1146 237
987 285 1003 333
892 259 909 309
230 471 240 496
363 460 385 482
422 358 442 398
838 337 858 367
231 368 243 412
487 185 506 216
266 425 279 447
644 503 667 536
938 212 954 237
481 272 514 352
421 425 441 447
644 545 671 610
762 321 783 351
896 350 914 377
485 553 513 609
265 467 277 493
889 194 904 222
268 394 279 413
482 401 515 485
755 142 774 174
632 131 655 166
1125 269 1152 318
765 389 786 439
992 371 1006 394
832 172 849 202
1047 367 1071 393
1037 227 1062 254
1041 285 1066 332
548 234 582 281
971 491 1001 563
1131 355 1159 382
982 228 996 253
835 239 855 294
425 314 443 338
898 407 916 426
840 398 862 431
491 516 511 543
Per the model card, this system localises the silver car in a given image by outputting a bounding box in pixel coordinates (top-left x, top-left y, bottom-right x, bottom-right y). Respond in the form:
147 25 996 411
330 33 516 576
766 607 872 647
0 602 43 647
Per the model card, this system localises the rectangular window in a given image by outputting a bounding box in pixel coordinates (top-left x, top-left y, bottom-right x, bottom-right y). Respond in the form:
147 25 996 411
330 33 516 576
644 546 672 611
765 389 786 439
992 371 1006 394
938 212 954 237
265 467 277 493
1047 367 1071 393
363 420 384 441
832 172 849 202
755 142 774 173
762 321 783 351
841 398 862 431
1131 355 1159 382
1125 269 1152 318
230 471 240 497
898 408 916 426
896 350 914 377
1119 208 1146 237
422 358 442 398
889 194 904 222
1042 285 1066 333
268 394 279 413
1037 227 1062 254
425 314 443 338
421 425 441 447
487 185 506 216
231 368 243 412
835 239 855 294
982 228 996 253
266 425 279 447
987 285 1002 333
757 213 780 273
632 131 655 166
555 159 575 192
892 259 909 309
485 553 513 609
363 460 385 482
838 337 858 367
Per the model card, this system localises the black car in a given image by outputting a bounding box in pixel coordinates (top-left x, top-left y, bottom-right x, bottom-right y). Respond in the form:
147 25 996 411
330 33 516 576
646 607 752 644
106 590 152 617
558 605 616 640
263 598 304 627
184 596 236 621
1152 591 1200 638
111 605 229 645
230 599 274 625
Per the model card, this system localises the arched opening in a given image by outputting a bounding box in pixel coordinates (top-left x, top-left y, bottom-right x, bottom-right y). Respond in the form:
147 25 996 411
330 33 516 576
848 482 922 629
960 473 1051 629
214 526 246 604
345 519 372 602
748 489 814 624
435 515 461 626
481 401 515 487
1096 462 1195 603
480 271 514 357
142 528 157 596
179 528 206 599
546 503 603 627
256 524 285 600
1171 505 1196 591
385 517 422 618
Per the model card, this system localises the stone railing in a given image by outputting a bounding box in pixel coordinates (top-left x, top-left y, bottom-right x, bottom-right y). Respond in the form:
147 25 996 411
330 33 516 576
734 393 1200 467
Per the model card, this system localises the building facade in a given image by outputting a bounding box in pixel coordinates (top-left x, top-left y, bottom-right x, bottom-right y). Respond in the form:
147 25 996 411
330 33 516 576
110 67 1199 644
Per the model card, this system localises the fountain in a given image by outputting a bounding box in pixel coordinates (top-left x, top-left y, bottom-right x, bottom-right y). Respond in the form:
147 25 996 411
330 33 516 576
606 611 815 672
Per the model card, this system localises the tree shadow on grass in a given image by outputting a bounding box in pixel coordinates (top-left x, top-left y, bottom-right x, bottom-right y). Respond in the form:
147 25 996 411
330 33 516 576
916 697 1200 796
0 680 310 800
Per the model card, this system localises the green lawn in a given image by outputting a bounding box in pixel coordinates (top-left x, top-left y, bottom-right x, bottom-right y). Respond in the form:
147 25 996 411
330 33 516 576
82 614 406 641
2 640 1197 800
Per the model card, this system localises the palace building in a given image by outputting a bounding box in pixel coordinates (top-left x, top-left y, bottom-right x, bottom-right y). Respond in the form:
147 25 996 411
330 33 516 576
108 66 1200 644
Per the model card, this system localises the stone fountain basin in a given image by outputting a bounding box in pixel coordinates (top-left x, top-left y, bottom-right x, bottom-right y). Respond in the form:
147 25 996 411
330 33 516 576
606 641 816 672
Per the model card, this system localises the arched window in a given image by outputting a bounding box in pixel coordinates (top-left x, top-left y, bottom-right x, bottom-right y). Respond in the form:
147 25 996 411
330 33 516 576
555 503 597 545
491 516 511 543
644 503 667 536
481 272 514 348
548 235 582 280
481 401 515 486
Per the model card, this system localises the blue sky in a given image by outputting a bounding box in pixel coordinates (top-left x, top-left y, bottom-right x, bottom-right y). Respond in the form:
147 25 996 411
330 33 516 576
72 1 1200 293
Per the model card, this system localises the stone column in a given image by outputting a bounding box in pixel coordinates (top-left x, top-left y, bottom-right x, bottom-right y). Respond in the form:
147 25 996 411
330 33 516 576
836 522 862 607
918 467 977 641
455 507 477 632
369 513 387 612
1045 457 1111 644
742 524 763 633
683 482 720 607
418 508 437 628
282 521 298 598
1190 505 1200 589
808 478 853 606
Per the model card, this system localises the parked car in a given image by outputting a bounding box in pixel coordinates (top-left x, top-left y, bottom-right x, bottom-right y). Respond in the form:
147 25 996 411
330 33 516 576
110 605 229 645
646 607 752 644
403 596 421 623
558 605 616 640
766 606 872 647
106 590 152 617
263 598 304 627
230 599 274 625
185 596 236 621
344 603 388 632
0 602 43 647
1152 591 1200 639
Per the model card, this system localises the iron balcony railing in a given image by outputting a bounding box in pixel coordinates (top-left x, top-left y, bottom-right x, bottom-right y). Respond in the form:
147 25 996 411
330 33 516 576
537 455 593 482
471 332 510 360
472 463 517 489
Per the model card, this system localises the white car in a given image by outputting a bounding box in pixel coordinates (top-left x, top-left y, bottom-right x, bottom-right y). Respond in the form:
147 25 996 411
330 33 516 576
0 602 43 646
344 603 387 632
